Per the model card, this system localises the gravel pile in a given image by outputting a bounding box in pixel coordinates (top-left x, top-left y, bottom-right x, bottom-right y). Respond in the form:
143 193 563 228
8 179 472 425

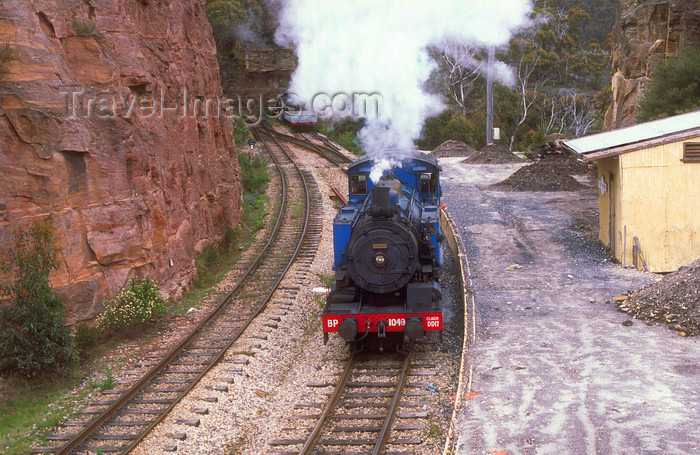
490 153 590 191
431 140 477 158
617 259 700 336
461 144 524 164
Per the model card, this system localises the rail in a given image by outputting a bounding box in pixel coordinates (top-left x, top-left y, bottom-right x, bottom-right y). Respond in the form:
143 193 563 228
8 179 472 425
44 123 314 455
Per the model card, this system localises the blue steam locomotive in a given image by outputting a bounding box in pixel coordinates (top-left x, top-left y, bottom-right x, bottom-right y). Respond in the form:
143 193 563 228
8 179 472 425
322 151 444 351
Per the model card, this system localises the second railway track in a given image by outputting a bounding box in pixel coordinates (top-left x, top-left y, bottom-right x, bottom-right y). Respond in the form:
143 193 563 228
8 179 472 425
32 124 458 455
36 124 324 455
256 122 353 170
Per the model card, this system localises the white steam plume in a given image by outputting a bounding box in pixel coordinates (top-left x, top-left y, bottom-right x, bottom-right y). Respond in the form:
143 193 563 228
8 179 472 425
275 1 532 180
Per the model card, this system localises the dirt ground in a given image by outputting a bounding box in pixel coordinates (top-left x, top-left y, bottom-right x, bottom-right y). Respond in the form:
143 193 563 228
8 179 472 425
440 158 700 455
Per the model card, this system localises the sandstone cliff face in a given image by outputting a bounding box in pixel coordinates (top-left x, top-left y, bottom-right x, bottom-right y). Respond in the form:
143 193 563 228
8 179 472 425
235 46 295 96
604 0 700 130
0 0 242 324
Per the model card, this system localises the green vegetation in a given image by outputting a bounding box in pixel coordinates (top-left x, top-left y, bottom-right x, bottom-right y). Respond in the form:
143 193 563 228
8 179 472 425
205 0 262 90
236 151 270 231
318 118 365 156
73 322 101 359
0 221 77 379
0 40 16 80
233 118 252 147
636 46 700 122
195 244 226 288
0 374 95 454
70 17 97 35
421 0 616 151
95 277 167 334
543 0 618 47
427 422 444 439
318 272 335 289
0 222 90 453
417 110 483 150
91 365 115 392
1 151 272 453
240 151 271 193
193 152 270 288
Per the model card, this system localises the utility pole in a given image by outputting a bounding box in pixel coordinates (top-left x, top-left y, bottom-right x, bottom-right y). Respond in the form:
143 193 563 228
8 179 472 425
486 47 494 145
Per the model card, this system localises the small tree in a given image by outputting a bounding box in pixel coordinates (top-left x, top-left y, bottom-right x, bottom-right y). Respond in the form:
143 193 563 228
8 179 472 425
637 47 700 122
438 40 483 116
0 221 77 378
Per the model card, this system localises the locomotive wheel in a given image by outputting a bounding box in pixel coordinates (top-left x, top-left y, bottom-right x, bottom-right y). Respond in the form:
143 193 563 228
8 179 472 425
345 219 419 293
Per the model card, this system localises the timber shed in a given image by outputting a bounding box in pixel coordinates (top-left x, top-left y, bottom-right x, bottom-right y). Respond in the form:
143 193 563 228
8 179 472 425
563 110 700 273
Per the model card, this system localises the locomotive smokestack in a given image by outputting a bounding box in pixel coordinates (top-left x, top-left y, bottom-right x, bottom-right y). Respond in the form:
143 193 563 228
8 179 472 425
370 185 396 218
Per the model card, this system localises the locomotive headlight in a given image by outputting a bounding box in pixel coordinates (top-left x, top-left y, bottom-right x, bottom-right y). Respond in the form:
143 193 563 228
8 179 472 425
374 253 387 267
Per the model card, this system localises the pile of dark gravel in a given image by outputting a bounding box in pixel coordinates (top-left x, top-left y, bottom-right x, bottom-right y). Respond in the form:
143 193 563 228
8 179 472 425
617 259 700 336
538 152 591 175
489 153 591 191
431 140 477 157
461 144 524 164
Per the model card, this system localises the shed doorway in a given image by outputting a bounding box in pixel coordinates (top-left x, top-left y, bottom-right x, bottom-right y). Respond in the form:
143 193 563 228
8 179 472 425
608 173 615 255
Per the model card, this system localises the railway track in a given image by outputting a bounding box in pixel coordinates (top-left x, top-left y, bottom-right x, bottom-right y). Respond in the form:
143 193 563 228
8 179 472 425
35 124 322 455
257 121 352 169
268 349 438 455
308 131 341 152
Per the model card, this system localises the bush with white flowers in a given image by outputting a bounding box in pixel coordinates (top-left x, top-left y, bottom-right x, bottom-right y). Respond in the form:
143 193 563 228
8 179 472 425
96 277 166 332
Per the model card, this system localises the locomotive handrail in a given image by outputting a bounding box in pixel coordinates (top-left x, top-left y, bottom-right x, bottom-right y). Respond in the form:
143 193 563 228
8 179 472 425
407 188 417 224
351 193 372 230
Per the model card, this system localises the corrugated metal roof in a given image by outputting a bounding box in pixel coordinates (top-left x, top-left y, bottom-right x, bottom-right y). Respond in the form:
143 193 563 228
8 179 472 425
563 110 700 155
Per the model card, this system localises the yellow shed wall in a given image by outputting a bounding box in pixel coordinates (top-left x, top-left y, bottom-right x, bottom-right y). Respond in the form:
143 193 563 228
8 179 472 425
597 157 621 252
616 139 700 272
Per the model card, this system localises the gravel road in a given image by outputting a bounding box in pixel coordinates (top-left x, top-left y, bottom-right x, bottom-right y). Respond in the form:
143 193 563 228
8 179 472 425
440 158 700 455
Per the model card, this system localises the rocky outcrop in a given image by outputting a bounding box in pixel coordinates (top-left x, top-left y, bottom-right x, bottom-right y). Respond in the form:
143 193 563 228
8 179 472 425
227 1 296 98
0 0 242 324
235 46 296 96
604 0 700 130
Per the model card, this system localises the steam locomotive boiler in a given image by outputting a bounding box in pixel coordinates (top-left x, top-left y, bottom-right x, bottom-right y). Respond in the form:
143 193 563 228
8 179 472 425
322 151 444 351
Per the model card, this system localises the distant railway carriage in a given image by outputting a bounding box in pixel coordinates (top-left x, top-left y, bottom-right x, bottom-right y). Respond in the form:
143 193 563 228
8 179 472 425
282 108 317 127
322 151 444 352
276 94 317 128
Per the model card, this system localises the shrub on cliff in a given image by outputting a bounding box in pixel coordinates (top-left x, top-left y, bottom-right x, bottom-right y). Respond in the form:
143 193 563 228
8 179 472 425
70 17 97 35
0 221 77 379
637 47 700 122
95 277 166 334
0 40 16 80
